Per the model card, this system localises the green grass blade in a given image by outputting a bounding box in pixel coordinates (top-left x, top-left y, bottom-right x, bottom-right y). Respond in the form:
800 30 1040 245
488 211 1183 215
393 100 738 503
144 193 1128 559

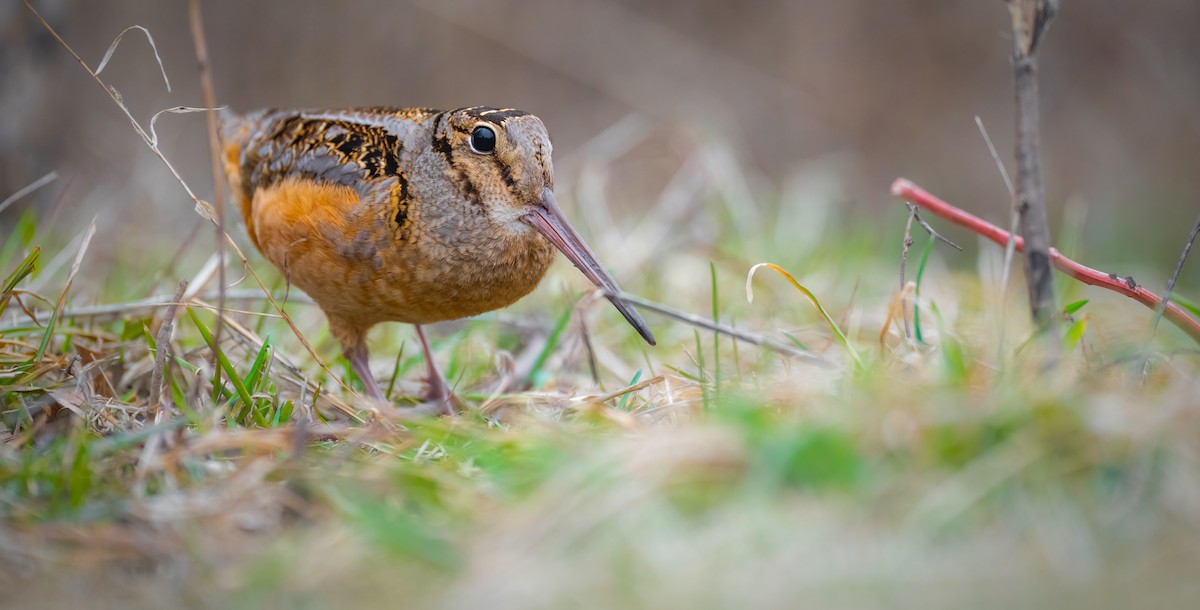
913 237 935 344
243 337 272 394
710 261 721 398
1063 299 1089 316
30 309 56 366
1064 317 1087 350
186 307 255 423
271 399 294 427
526 303 573 389
616 369 643 411
242 338 273 427
0 246 40 315
0 210 38 274
1170 293 1200 318
386 342 406 401
695 329 709 410
166 360 201 427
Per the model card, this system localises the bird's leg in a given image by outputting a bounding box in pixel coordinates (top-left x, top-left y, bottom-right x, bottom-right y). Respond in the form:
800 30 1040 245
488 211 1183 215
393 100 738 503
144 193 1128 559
414 325 458 415
345 340 386 401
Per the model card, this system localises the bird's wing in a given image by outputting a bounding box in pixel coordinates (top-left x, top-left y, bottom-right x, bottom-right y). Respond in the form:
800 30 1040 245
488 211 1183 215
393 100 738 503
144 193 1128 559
220 109 429 254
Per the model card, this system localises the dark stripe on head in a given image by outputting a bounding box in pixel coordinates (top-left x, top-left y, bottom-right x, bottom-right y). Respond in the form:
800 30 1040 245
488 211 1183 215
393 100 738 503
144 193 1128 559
459 170 483 207
534 139 551 187
430 111 454 166
429 111 483 207
498 158 517 190
459 106 530 126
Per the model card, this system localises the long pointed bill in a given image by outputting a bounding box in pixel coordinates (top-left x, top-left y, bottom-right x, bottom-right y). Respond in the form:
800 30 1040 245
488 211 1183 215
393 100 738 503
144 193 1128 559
523 188 656 346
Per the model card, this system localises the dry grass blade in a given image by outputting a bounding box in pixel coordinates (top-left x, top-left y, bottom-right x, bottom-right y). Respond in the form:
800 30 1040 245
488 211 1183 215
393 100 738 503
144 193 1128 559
746 262 863 368
21 1 199 204
0 171 59 216
148 106 223 148
63 219 96 304
974 116 1015 197
18 217 94 383
94 25 172 91
150 280 188 413
975 115 1022 358
0 289 312 331
880 281 917 348
576 373 665 405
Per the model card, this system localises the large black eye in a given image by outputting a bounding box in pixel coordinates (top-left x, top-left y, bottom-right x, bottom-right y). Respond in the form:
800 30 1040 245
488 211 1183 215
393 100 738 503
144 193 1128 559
469 125 497 154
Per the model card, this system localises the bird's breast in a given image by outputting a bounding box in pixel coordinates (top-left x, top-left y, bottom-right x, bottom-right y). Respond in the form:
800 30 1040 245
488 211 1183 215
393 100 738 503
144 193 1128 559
390 215 557 323
244 176 556 327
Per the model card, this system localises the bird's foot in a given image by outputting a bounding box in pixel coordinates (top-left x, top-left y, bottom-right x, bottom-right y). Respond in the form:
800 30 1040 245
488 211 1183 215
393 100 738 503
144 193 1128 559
421 376 463 417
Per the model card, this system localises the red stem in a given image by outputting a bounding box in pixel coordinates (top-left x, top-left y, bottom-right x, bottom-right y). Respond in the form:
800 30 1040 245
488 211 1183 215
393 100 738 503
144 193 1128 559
891 178 1200 344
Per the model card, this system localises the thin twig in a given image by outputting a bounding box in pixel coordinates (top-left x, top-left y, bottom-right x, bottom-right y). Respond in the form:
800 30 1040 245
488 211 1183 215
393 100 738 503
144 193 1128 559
0 289 312 331
974 116 1015 197
898 199 960 343
891 178 1200 344
603 290 832 366
1005 0 1061 329
573 294 601 386
1137 211 1200 380
975 115 1022 360
899 209 917 340
4 288 832 366
906 203 962 251
1150 212 1200 340
150 280 188 414
188 0 230 407
973 116 1021 288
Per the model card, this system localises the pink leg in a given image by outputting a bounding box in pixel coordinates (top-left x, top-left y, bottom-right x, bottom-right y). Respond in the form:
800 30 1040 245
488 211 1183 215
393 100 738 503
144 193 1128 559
415 325 457 415
346 341 385 401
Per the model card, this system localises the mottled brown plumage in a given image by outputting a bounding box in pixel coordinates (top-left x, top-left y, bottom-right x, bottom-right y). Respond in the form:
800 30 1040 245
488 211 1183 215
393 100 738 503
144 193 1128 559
219 106 654 411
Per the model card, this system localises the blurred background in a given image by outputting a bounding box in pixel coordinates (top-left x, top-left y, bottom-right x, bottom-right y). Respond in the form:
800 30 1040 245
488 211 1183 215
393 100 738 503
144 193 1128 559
4 6 1200 603
2 0 1199 288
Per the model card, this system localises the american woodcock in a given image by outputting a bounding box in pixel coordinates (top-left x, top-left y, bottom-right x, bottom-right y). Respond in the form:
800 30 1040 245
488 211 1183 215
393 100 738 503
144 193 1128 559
219 106 655 413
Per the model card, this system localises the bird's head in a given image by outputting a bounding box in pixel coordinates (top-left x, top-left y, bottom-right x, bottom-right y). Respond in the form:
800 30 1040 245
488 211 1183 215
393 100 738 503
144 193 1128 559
431 107 655 346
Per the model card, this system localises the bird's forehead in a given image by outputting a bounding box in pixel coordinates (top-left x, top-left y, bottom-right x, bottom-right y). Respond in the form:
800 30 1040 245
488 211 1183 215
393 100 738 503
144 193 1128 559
449 107 546 137
453 106 533 124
